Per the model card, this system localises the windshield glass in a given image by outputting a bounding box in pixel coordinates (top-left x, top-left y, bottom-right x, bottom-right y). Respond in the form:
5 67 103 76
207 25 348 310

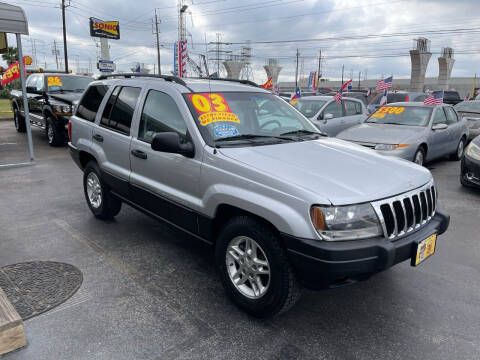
46 75 93 93
455 101 480 112
291 99 327 117
365 106 432 126
185 92 320 146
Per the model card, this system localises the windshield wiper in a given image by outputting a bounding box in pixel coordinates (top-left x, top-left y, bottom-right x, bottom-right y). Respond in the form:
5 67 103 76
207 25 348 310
216 134 292 142
280 129 325 137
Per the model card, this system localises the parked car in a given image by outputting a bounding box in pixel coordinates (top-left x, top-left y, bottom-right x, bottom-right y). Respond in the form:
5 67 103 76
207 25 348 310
454 100 480 141
337 102 468 166
461 135 480 188
343 91 372 105
68 75 449 317
442 90 462 105
291 96 367 136
367 91 427 115
11 73 94 146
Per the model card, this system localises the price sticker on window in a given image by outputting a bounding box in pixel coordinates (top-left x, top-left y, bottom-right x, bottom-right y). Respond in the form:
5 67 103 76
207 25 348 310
375 106 405 115
188 93 240 126
47 76 62 87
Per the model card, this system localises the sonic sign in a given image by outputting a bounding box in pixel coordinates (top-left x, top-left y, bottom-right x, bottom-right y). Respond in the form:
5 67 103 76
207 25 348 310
89 17 120 40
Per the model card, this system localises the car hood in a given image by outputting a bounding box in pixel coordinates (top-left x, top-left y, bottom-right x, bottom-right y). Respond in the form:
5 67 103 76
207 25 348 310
337 123 424 144
49 92 83 105
218 138 431 205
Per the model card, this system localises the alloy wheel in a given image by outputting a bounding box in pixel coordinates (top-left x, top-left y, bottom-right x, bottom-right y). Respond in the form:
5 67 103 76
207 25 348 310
225 236 271 299
47 125 54 143
414 151 424 166
457 140 464 158
86 172 102 209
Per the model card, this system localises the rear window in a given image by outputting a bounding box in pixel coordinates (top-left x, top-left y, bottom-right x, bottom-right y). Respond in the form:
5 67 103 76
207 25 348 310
100 86 141 134
387 93 407 103
76 84 110 122
291 99 327 117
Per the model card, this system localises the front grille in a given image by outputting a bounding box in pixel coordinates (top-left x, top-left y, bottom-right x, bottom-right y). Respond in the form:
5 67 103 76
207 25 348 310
371 180 436 239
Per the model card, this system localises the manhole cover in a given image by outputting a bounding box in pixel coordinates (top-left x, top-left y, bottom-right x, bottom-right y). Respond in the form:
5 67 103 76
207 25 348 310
0 261 83 320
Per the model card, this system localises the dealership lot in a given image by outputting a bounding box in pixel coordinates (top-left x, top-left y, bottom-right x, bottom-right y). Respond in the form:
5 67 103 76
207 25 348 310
1 119 480 359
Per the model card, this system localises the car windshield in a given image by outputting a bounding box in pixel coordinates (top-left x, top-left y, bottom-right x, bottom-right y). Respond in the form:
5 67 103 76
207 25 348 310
185 92 321 146
365 105 432 126
455 101 480 113
291 99 327 117
46 75 93 93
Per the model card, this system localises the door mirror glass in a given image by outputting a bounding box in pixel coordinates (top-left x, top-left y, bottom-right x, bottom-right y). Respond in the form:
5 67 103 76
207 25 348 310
151 132 194 158
432 123 448 130
323 113 334 120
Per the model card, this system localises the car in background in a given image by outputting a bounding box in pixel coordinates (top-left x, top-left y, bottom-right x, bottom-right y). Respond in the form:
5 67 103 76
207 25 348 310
442 90 462 105
343 91 372 105
291 96 366 136
367 91 427 115
337 102 468 166
461 135 480 188
454 100 480 141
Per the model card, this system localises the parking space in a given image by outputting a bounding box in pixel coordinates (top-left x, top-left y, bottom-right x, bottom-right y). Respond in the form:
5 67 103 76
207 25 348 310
1 119 480 359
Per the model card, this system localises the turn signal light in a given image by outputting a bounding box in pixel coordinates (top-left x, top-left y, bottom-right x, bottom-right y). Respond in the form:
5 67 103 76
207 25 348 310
310 207 325 230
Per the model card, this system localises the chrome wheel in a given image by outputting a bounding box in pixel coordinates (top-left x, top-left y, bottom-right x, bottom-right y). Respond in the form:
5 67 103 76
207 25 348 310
47 124 54 143
86 172 102 209
457 140 464 158
226 236 270 299
414 150 424 166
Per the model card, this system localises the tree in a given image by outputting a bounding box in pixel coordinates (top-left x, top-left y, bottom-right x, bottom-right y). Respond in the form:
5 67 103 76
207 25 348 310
2 47 18 66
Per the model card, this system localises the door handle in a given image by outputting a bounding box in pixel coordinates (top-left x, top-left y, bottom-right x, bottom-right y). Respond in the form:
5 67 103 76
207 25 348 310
131 149 147 159
93 134 103 142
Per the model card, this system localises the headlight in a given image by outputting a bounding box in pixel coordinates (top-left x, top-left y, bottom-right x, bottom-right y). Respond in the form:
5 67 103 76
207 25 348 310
311 204 383 241
465 141 480 160
375 143 409 151
52 105 72 115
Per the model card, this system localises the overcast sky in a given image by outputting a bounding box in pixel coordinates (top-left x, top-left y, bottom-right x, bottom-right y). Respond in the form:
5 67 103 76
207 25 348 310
5 0 480 83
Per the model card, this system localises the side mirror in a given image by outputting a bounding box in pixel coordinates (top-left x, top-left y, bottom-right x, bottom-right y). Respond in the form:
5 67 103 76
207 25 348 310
323 113 334 120
432 123 448 131
151 132 194 158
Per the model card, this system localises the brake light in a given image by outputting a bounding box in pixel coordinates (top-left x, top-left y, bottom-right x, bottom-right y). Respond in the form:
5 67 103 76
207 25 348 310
68 120 72 142
405 94 409 102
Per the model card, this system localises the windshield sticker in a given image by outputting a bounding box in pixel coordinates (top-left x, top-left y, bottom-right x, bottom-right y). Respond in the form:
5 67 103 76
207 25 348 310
374 106 405 115
289 99 299 105
214 124 239 138
47 76 62 87
188 93 241 126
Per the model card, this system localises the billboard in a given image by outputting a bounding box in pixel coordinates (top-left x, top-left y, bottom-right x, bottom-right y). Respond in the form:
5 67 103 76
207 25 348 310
89 17 120 40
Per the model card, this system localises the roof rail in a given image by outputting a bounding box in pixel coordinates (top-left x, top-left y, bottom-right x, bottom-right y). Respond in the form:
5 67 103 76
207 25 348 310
97 73 189 88
191 77 259 88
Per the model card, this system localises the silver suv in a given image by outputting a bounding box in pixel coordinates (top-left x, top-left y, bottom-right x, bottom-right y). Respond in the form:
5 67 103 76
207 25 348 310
68 74 450 317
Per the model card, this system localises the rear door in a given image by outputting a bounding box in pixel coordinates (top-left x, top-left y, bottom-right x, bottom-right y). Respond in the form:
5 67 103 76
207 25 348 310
129 86 203 234
318 100 344 136
93 85 142 198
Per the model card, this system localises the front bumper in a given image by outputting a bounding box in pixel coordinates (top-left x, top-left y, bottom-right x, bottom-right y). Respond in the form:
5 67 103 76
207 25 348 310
283 209 450 289
461 154 480 188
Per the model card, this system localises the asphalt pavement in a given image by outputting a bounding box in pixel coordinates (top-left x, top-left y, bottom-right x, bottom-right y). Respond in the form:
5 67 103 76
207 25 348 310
0 119 479 360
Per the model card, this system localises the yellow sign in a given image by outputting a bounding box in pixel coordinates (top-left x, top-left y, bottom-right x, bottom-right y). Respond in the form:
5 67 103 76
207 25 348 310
47 76 62 87
414 233 437 265
90 17 120 39
199 112 240 126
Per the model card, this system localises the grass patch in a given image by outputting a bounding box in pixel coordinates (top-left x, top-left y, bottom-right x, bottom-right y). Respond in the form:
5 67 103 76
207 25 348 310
0 99 12 116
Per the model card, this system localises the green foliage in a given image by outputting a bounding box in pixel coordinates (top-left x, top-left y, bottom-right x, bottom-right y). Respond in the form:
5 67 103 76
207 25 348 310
0 88 11 99
1 47 18 66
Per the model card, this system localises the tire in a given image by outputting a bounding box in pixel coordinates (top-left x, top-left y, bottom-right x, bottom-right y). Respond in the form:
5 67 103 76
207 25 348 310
83 161 122 220
13 107 26 133
450 137 465 161
45 117 65 147
413 147 426 166
215 216 302 318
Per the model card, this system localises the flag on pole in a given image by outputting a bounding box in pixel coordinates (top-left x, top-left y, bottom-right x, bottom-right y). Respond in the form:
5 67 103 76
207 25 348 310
379 89 388 106
464 93 470 102
177 40 187 78
333 79 352 104
307 71 317 91
376 76 393 91
261 77 273 89
366 88 371 97
291 87 302 100
424 91 444 106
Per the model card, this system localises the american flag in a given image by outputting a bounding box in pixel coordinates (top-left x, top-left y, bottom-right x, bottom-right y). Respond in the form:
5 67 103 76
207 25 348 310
464 93 470 102
334 90 342 104
424 91 444 106
376 76 393 91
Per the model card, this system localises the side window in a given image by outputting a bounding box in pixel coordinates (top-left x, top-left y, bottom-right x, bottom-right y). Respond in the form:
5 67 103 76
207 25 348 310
26 75 37 91
76 84 110 122
355 102 362 114
36 76 44 92
444 107 458 124
432 107 447 125
108 86 141 134
138 90 187 143
101 86 120 127
323 101 343 118
344 100 359 116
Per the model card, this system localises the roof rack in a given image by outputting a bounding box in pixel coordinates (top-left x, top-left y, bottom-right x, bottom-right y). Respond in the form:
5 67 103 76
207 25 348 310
97 73 189 88
191 77 259 88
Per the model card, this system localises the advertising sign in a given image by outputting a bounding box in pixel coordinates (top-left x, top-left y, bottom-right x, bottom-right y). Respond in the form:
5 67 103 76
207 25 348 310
89 17 120 40
1 56 32 86
97 59 115 72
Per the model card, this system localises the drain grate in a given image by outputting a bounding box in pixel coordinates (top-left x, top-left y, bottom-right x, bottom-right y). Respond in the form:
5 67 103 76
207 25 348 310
0 261 83 320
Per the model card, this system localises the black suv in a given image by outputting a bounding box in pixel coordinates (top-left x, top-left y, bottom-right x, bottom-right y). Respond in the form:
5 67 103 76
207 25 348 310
11 73 93 146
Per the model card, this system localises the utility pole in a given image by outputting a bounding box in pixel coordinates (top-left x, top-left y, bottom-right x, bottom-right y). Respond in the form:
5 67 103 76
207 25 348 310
153 9 161 75
358 71 361 89
61 0 69 73
295 48 299 89
317 50 322 84
341 64 344 84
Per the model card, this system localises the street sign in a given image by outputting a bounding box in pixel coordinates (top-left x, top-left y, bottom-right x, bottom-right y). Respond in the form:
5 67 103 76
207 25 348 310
97 59 115 72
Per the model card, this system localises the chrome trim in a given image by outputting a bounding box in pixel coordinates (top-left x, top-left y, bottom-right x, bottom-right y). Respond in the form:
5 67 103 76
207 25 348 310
371 179 436 240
